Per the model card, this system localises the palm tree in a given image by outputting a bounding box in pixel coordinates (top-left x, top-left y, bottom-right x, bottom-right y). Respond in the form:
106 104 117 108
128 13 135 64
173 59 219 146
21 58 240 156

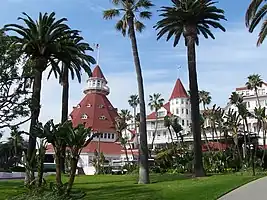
246 74 263 107
199 90 211 110
4 12 80 183
148 93 164 150
8 126 24 162
164 116 174 144
229 92 243 105
155 0 226 177
171 116 184 145
119 109 133 122
245 0 267 46
128 94 140 132
47 33 96 173
103 0 154 184
115 116 129 162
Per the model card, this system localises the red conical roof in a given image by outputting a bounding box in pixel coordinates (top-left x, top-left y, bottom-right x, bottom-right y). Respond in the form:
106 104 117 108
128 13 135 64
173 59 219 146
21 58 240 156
92 65 107 82
70 92 118 133
169 79 189 100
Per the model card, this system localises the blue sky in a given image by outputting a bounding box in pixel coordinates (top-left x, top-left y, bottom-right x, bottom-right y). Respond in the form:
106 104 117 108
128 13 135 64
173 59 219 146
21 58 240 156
1 0 267 138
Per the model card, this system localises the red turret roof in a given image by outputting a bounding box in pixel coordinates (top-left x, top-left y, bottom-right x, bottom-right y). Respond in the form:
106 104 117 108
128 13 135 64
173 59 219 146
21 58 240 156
70 92 118 133
169 79 189 100
92 65 107 82
147 102 171 120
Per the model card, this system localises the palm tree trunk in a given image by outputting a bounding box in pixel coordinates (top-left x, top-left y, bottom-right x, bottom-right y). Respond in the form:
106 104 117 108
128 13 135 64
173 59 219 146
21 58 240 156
255 89 260 107
151 114 158 151
167 127 174 145
66 157 78 195
261 129 266 165
202 128 210 152
60 66 69 174
186 32 205 177
27 68 43 184
128 17 149 184
242 120 247 159
124 144 129 162
55 148 62 186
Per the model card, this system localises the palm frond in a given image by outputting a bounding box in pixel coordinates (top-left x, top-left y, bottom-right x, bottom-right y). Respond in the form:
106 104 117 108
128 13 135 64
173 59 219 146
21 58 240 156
103 9 120 20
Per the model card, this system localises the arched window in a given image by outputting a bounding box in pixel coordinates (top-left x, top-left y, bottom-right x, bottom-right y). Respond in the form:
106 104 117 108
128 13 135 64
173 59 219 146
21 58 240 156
81 114 88 119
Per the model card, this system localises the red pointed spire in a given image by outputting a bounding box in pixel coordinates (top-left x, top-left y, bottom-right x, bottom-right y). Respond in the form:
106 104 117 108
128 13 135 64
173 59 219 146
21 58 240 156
169 79 189 100
92 65 107 82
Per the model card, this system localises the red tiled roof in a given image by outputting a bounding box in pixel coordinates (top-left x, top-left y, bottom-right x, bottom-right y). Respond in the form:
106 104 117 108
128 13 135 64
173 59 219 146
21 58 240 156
169 79 188 100
92 65 107 82
46 141 123 155
147 102 171 120
236 82 267 91
202 142 229 152
70 92 119 133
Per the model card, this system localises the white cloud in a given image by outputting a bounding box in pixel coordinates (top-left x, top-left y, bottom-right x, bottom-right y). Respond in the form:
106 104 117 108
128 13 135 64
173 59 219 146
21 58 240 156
3 24 267 140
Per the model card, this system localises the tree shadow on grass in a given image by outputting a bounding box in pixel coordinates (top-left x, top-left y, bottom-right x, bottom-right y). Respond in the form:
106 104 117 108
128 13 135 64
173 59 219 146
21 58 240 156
150 174 192 184
77 183 157 200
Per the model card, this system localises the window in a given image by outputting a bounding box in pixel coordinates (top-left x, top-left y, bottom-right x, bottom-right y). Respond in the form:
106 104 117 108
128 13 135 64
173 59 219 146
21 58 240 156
107 133 111 139
92 81 96 86
100 134 103 138
157 111 165 117
246 91 249 96
186 109 189 114
176 108 179 115
81 114 88 119
157 132 161 137
246 101 250 108
104 133 107 139
187 120 189 126
163 131 167 137
182 108 184 114
186 99 189 104
182 120 185 126
98 104 104 108
265 100 267 106
111 134 115 139
181 99 184 104
99 115 106 120
87 104 91 107
77 104 81 108
97 80 101 86
176 99 179 104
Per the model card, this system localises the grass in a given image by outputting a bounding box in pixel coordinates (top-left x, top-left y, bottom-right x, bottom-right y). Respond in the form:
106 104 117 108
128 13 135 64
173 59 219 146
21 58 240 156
0 173 263 200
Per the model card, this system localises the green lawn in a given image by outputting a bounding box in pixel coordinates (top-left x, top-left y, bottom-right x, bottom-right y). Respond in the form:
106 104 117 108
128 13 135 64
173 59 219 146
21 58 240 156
0 173 262 200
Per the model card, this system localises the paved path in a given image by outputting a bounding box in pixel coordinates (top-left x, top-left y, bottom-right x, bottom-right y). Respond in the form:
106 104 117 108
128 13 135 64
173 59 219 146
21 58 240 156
218 176 267 200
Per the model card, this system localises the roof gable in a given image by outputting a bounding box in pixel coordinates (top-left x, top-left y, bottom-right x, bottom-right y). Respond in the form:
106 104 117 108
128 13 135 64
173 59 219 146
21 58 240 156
169 79 188 100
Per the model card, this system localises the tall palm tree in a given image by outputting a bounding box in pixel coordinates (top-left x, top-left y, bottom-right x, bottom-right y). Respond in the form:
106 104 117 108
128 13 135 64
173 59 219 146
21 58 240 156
229 92 243 105
246 74 263 107
245 0 267 46
48 35 96 172
4 12 80 183
103 0 154 184
148 93 164 150
155 0 226 177
128 94 140 132
199 90 211 110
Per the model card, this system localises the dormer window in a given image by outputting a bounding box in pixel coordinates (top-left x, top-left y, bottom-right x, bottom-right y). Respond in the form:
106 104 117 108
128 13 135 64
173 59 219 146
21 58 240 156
98 104 104 108
77 104 81 108
87 104 92 107
97 80 101 87
81 114 88 119
99 115 106 120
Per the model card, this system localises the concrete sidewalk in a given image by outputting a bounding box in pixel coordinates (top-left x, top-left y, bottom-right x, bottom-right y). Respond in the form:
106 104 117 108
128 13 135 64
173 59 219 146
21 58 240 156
218 176 267 200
